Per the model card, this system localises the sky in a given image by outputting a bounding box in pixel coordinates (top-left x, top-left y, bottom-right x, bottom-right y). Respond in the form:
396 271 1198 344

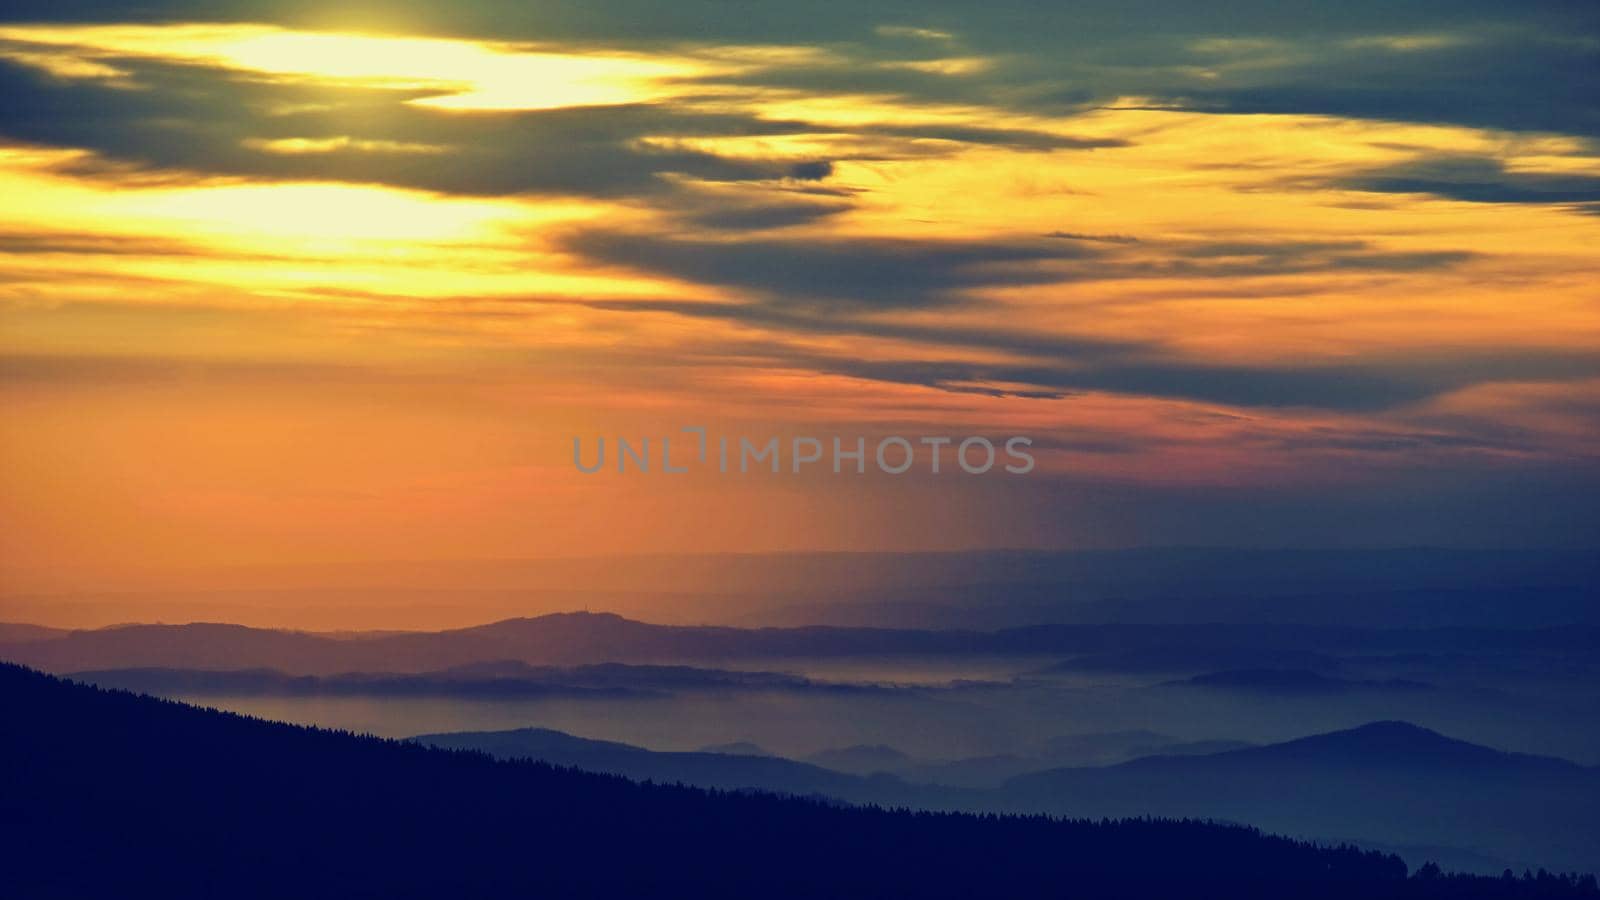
0 1 1597 599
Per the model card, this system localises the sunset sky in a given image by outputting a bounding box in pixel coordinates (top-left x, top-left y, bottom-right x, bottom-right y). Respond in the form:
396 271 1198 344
1 1 1597 600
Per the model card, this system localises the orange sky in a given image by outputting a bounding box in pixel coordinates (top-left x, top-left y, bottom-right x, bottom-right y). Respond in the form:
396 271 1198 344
0 7 1597 614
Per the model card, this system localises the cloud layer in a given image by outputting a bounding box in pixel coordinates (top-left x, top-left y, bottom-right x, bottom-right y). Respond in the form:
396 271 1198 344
0 1 1597 569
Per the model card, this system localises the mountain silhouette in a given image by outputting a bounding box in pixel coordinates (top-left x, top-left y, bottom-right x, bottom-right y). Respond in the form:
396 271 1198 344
6 611 1596 675
804 743 914 774
413 719 1600 872
422 727 1030 793
0 613 971 673
19 548 1591 630
5 662 1596 899
1001 721 1600 874
0 622 66 643
411 726 937 804
1224 721 1567 768
1039 730 1257 767
697 740 773 756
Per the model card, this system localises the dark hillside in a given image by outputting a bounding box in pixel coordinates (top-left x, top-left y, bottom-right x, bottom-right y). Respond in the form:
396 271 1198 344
2 663 1594 899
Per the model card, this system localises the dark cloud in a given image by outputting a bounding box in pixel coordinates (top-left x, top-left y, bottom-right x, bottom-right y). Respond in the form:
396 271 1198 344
0 55 811 197
1 1 1591 218
768 354 1427 409
0 230 205 256
1322 154 1600 206
757 349 1600 411
520 296 1423 408
578 299 1144 362
865 125 1124 151
1 0 1595 142
561 230 1101 308
1046 231 1140 244
565 296 1600 411
1171 32 1600 137
1261 426 1529 455
1160 241 1474 277
0 41 1118 204
563 228 1470 311
680 198 851 230
787 160 834 181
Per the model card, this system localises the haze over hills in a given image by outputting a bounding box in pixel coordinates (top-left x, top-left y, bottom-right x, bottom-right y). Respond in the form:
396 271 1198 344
998 722 1600 875
790 738 1256 786
419 717 1600 876
413 726 943 806
1040 731 1256 767
0 623 66 643
4 611 1596 676
21 662 1588 900
805 744 915 774
1164 669 1437 694
6 598 1599 880
699 741 774 756
8 663 1599 899
65 661 880 701
6 596 1598 879
5 548 1594 631
8 610 1597 768
417 725 1257 791
0 613 979 673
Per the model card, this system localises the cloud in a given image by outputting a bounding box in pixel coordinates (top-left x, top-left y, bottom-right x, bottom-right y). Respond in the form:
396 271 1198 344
3 1 1596 140
1169 31 1600 137
0 33 1121 205
753 349 1600 411
0 8 1593 422
1046 231 1140 244
787 160 833 180
1321 154 1600 207
564 294 1600 412
1158 240 1474 277
0 55 815 197
753 353 1421 409
0 229 207 256
576 298 1144 363
680 198 852 230
561 230 1102 308
563 228 1471 311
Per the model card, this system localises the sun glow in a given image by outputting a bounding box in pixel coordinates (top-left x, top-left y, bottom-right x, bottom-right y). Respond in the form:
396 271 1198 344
0 145 691 308
0 24 717 111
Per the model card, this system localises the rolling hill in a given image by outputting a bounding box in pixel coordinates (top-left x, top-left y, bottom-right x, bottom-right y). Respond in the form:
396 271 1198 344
413 726 938 804
4 662 1597 899
417 718 1600 875
4 611 1596 675
1000 721 1600 875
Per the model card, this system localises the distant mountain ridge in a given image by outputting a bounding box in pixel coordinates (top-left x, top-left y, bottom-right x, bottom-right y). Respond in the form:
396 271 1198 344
11 547 1593 630
999 721 1600 874
413 726 938 806
413 717 1600 875
4 611 1595 675
19 662 1585 899
804 744 913 774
